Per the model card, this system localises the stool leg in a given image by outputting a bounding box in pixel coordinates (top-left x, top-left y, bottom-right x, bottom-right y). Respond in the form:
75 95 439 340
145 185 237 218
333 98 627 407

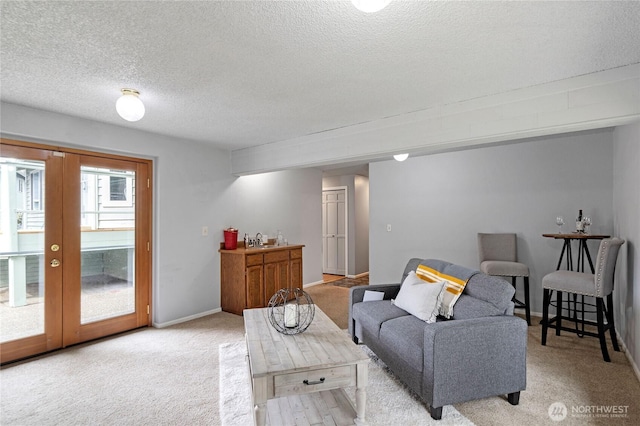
523 276 531 326
596 298 611 362
606 293 620 352
542 288 550 345
556 291 563 336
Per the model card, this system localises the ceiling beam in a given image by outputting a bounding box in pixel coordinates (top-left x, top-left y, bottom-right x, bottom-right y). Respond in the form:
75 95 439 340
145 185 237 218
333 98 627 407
231 63 640 176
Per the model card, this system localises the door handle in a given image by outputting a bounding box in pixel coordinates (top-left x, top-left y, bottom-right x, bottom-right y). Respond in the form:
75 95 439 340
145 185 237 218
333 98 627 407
50 259 61 267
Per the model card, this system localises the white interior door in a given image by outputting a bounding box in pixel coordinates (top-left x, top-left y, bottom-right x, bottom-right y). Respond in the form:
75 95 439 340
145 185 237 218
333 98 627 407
322 189 346 275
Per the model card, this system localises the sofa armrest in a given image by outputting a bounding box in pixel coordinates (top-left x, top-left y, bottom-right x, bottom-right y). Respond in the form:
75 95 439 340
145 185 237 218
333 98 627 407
348 284 400 338
423 316 527 408
349 283 401 305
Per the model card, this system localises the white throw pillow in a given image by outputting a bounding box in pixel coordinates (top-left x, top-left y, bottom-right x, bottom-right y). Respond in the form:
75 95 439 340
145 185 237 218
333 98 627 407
393 271 445 323
363 290 385 302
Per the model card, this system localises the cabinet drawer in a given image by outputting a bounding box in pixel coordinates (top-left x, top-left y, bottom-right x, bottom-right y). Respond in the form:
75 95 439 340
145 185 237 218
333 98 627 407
290 248 302 259
273 365 355 398
264 251 289 263
246 254 263 266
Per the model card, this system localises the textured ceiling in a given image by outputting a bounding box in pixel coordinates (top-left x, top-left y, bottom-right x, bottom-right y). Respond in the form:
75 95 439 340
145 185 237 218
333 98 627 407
1 1 639 151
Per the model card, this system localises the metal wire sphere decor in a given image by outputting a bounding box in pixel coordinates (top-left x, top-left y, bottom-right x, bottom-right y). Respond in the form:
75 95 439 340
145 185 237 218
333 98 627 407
267 288 315 335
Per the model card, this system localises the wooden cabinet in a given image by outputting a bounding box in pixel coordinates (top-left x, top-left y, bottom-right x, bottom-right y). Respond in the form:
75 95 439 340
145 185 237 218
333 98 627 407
220 245 304 315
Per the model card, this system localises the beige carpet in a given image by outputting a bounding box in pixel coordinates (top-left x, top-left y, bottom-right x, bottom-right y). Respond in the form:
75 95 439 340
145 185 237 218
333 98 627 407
1 306 639 425
0 313 246 425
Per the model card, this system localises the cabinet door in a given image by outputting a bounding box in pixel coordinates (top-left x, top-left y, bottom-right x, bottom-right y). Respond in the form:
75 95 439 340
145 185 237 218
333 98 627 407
276 260 289 292
246 265 264 309
264 262 278 304
290 257 302 291
265 260 290 302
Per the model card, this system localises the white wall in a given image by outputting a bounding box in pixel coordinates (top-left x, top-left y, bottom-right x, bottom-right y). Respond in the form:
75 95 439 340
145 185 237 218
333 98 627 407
370 129 614 316
0 102 323 326
613 122 640 374
225 169 323 286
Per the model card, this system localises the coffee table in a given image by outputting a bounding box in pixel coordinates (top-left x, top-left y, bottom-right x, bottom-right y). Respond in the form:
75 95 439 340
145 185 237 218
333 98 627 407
244 306 369 426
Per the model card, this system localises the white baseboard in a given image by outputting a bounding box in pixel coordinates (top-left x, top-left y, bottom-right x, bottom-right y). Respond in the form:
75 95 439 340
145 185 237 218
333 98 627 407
304 280 325 288
152 308 222 328
306 272 369 285
346 272 369 279
617 331 640 384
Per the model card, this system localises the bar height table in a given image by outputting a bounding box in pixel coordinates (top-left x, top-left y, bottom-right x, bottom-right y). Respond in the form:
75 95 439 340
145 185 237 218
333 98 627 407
542 233 610 273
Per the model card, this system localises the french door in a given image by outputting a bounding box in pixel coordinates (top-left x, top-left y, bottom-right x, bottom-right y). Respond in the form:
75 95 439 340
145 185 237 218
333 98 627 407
0 140 151 364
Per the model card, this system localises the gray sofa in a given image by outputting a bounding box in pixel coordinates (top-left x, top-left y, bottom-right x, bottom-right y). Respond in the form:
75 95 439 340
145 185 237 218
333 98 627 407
349 258 527 420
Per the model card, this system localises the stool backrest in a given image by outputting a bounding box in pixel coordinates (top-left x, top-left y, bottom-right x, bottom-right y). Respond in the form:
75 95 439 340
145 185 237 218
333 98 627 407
478 233 517 263
594 238 625 297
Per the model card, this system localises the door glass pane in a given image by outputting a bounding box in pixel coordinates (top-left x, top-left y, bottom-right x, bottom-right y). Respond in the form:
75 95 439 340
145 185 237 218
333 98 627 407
0 157 45 342
80 167 135 324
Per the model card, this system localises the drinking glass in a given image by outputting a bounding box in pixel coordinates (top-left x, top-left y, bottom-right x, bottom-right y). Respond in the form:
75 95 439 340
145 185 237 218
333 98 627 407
556 216 564 233
583 216 592 233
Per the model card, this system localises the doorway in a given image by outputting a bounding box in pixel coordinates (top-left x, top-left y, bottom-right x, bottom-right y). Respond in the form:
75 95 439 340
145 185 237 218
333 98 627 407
0 139 152 363
322 188 347 276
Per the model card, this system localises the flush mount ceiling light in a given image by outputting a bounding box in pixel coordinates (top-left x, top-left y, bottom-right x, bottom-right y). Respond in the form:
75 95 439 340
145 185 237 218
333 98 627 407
116 88 145 122
351 0 392 13
394 153 409 162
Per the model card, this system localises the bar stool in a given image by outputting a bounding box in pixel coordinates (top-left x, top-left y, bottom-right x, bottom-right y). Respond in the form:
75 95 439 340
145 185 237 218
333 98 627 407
541 238 624 362
478 233 531 325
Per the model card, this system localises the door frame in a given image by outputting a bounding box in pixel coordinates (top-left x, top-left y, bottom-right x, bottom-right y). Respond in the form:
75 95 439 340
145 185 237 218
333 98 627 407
322 186 348 276
0 138 153 363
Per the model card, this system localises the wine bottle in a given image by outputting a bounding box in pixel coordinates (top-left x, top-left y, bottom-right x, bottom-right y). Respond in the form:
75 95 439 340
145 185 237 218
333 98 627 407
576 209 583 232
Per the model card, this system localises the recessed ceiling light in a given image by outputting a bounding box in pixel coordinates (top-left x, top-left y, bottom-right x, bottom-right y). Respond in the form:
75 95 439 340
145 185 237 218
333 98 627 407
394 153 409 162
351 0 392 13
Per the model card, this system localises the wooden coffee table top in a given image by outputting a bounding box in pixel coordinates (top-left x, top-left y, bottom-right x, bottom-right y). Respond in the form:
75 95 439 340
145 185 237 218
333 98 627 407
243 306 369 378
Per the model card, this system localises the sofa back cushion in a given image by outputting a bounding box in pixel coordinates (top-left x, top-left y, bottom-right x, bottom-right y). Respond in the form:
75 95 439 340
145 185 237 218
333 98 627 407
401 258 516 316
451 294 505 319
401 258 425 283
464 273 515 314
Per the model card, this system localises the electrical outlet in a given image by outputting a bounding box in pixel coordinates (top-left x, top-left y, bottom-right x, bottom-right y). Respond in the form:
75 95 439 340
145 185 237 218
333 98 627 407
202 226 208 236
387 224 392 232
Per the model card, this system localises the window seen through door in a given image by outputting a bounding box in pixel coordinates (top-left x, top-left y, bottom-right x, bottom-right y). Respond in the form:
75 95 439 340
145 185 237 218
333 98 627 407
110 176 127 201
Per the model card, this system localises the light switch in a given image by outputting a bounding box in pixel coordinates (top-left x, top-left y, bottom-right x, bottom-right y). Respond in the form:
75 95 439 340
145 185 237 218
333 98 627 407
387 224 392 232
202 226 208 236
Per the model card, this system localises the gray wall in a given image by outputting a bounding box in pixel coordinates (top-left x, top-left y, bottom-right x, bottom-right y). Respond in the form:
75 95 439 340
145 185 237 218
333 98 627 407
322 174 369 276
354 175 369 275
0 102 323 326
612 121 640 373
369 129 615 317
225 169 323 286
